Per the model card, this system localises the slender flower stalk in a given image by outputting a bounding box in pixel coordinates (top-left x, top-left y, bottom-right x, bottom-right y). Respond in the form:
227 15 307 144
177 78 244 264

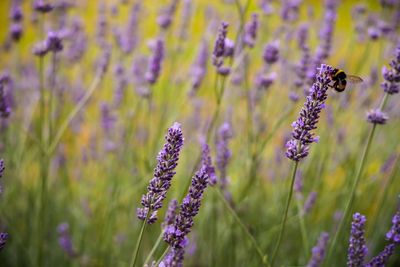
271 64 333 266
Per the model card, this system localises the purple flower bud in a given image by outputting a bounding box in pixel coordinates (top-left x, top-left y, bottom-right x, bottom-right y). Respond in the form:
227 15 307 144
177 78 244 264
137 123 184 224
263 41 279 64
217 66 231 76
286 64 332 161
201 142 217 186
57 223 76 257
255 72 277 90
212 22 229 68
244 13 258 48
347 213 368 267
281 0 301 22
304 191 317 214
34 1 54 13
366 109 388 125
307 232 329 267
9 23 23 42
46 31 63 52
0 232 8 251
145 38 164 85
10 5 23 22
386 211 400 244
163 165 209 249
364 243 396 267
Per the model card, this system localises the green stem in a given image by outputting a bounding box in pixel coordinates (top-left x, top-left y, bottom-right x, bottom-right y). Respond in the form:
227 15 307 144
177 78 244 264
215 188 270 267
270 161 299 267
48 72 102 155
296 198 310 259
326 124 377 264
48 52 57 145
144 232 163 265
130 210 149 267
155 246 170 266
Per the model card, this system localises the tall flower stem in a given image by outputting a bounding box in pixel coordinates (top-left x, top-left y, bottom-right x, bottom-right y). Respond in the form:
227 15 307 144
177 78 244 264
144 232 163 265
327 92 389 264
48 51 57 144
130 210 150 267
215 188 270 267
271 161 299 267
296 199 310 259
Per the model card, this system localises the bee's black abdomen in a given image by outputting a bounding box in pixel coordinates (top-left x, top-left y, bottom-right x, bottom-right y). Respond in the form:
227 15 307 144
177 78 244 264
336 70 346 80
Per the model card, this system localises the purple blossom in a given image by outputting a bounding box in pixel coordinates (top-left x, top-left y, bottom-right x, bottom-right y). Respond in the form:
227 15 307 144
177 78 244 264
386 211 400 244
281 0 301 22
364 243 396 267
57 223 76 257
162 246 186 267
46 31 63 53
178 0 193 41
157 0 179 30
190 40 208 95
304 191 317 214
244 13 258 48
100 102 116 136
65 18 87 63
0 76 11 118
97 43 111 76
162 199 178 230
0 159 4 196
366 109 388 125
216 122 233 190
145 38 164 85
307 232 329 267
137 123 184 224
10 4 23 22
96 2 108 45
286 64 332 162
381 45 400 95
212 22 229 68
263 41 279 64
223 38 235 58
113 64 128 108
0 233 8 251
347 213 368 267
34 0 54 13
163 165 209 249
201 142 217 186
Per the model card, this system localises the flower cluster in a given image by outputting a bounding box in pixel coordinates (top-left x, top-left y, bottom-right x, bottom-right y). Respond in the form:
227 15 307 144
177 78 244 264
381 44 400 95
263 41 279 64
366 109 388 125
212 22 231 76
9 3 23 42
386 211 400 244
137 123 184 224
201 142 217 186
286 64 332 161
163 166 209 264
57 223 76 257
216 122 233 190
347 213 368 267
364 243 395 267
307 232 329 267
0 76 11 118
33 31 64 57
145 38 165 85
244 13 259 48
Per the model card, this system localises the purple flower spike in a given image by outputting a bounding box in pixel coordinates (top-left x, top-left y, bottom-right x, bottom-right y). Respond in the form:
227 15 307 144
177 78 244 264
216 122 233 190
347 213 368 267
365 243 396 267
146 38 164 85
307 232 329 267
381 44 400 95
190 40 208 95
286 64 333 162
162 199 178 230
46 31 63 53
263 41 279 64
304 191 317 214
137 123 184 224
386 211 400 244
366 109 388 125
212 22 229 68
0 232 8 251
34 1 54 13
244 13 259 48
163 165 209 249
0 77 11 118
201 142 217 186
57 223 76 257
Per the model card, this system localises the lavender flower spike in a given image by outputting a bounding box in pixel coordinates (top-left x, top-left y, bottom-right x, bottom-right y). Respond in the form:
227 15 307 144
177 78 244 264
307 232 329 267
201 142 217 186
212 22 229 68
286 64 333 161
366 109 389 125
163 165 209 250
386 211 400 244
381 44 400 95
244 13 258 48
146 38 164 85
347 213 368 267
162 199 178 230
365 243 396 267
137 122 184 224
0 233 8 251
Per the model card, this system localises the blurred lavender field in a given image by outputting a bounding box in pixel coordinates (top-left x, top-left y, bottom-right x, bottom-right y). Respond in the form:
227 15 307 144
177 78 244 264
0 0 400 266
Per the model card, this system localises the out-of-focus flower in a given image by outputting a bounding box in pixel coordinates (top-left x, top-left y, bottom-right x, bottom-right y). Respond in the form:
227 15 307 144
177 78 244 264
381 45 400 95
307 232 329 267
57 223 76 257
366 109 388 125
212 22 229 68
244 13 258 48
386 211 400 244
0 233 8 251
137 123 184 224
162 199 178 230
145 38 164 85
304 191 317 214
190 40 208 95
34 0 54 13
216 122 233 190
157 0 179 30
201 142 217 186
347 213 368 267
0 76 11 118
263 41 279 64
365 243 395 267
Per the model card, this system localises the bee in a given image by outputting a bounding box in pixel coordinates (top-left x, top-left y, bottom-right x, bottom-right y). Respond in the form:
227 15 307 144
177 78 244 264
330 68 363 92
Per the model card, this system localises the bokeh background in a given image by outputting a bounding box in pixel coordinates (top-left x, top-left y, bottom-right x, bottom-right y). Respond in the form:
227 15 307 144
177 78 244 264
0 0 399 266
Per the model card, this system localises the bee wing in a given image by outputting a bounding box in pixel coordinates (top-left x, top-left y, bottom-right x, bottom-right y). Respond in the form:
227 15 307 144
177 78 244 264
347 75 363 84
